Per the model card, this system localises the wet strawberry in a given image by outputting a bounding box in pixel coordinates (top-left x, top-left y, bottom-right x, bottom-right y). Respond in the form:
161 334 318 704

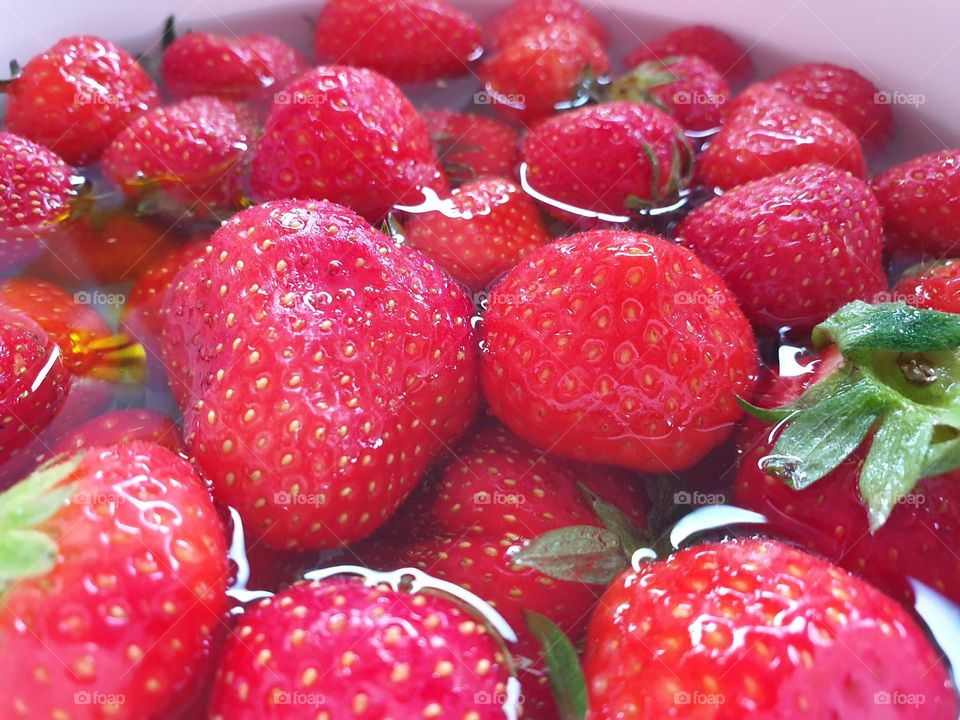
486 0 608 52
892 260 960 313
3 36 159 165
624 24 753 82
421 110 520 184
51 408 185 458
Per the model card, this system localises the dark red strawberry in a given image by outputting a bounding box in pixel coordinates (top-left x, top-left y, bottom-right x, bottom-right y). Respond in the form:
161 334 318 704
251 66 446 221
677 164 887 331
624 24 753 82
403 175 550 291
161 199 480 550
51 408 185 458
162 31 306 100
314 0 481 83
481 229 758 472
584 538 957 719
420 109 520 184
520 101 691 222
486 0 608 52
479 22 611 125
872 149 960 255
3 35 159 165
892 260 960 313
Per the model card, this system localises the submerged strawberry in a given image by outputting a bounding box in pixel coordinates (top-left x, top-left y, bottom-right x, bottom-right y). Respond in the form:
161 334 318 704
624 24 753 82
486 0 608 52
421 110 520 184
892 260 960 313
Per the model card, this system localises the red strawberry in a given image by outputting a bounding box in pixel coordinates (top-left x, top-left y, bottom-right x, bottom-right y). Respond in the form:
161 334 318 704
251 66 446 221
421 109 520 184
51 408 185 458
892 260 960 313
584 538 958 719
677 164 887 331
161 31 306 101
208 573 519 719
161 199 480 550
486 0 608 52
0 444 229 720
480 229 758 472
101 96 256 215
3 35 159 165
0 132 76 272
403 175 550 291
479 22 611 125
699 90 866 189
872 149 960 255
624 24 753 82
521 101 691 222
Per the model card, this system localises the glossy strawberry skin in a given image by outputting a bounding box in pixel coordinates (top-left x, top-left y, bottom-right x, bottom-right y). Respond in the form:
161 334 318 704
5 36 159 165
51 408 185 457
251 66 446 221
486 0 608 52
208 577 517 720
584 538 958 720
161 200 480 550
892 260 960 313
0 443 229 720
677 164 887 331
624 24 753 82
314 0 481 83
421 110 520 184
481 230 759 472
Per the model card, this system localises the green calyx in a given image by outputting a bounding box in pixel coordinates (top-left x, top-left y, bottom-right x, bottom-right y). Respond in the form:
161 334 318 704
608 57 682 113
526 610 588 720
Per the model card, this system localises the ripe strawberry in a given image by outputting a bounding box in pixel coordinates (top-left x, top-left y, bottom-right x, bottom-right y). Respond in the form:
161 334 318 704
892 260 960 313
208 574 519 719
624 24 753 82
0 444 229 720
486 0 608 52
51 408 185 457
520 101 691 222
251 66 446 221
403 176 550 291
677 164 887 331
699 90 866 189
584 538 958 719
161 31 306 101
314 0 481 83
479 22 611 125
0 132 76 272
161 199 480 550
101 96 256 215
3 35 159 165
481 229 758 472
420 109 520 184
872 149 960 254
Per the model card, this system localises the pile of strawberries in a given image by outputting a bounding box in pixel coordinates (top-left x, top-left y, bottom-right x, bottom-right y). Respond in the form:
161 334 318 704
2 0 960 718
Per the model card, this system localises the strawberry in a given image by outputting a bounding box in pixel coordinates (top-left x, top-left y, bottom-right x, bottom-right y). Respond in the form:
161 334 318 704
583 537 958 719
479 22 611 125
520 101 692 222
51 408 185 458
677 164 887 331
872 149 960 255
0 444 229 720
624 24 753 82
161 31 307 101
160 199 480 550
486 0 608 52
251 66 446 221
314 0 481 83
101 96 256 216
480 229 759 472
0 132 77 272
403 175 551 291
698 89 866 189
420 109 520 184
3 35 159 165
892 260 960 313
208 572 519 719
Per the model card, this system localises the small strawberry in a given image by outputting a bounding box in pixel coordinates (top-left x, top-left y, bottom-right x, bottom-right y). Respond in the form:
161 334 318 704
162 31 307 101
481 229 759 472
624 24 753 82
520 101 692 222
583 538 958 719
486 0 608 52
403 175 551 291
0 444 229 720
872 149 960 255
420 109 520 184
479 22 611 125
208 572 519 719
314 0 481 83
51 408 185 457
251 66 446 221
892 260 960 313
3 35 159 165
677 164 887 331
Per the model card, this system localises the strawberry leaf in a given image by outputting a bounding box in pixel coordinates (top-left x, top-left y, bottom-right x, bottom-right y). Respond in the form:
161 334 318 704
814 301 960 353
525 610 587 720
512 526 627 585
578 482 645 553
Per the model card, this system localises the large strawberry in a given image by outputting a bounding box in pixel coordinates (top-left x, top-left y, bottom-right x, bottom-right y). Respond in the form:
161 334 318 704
421 109 520 184
161 199 480 550
0 443 229 720
677 164 887 331
486 0 608 52
624 24 754 82
3 36 159 165
251 66 446 221
892 259 960 313
481 229 758 472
